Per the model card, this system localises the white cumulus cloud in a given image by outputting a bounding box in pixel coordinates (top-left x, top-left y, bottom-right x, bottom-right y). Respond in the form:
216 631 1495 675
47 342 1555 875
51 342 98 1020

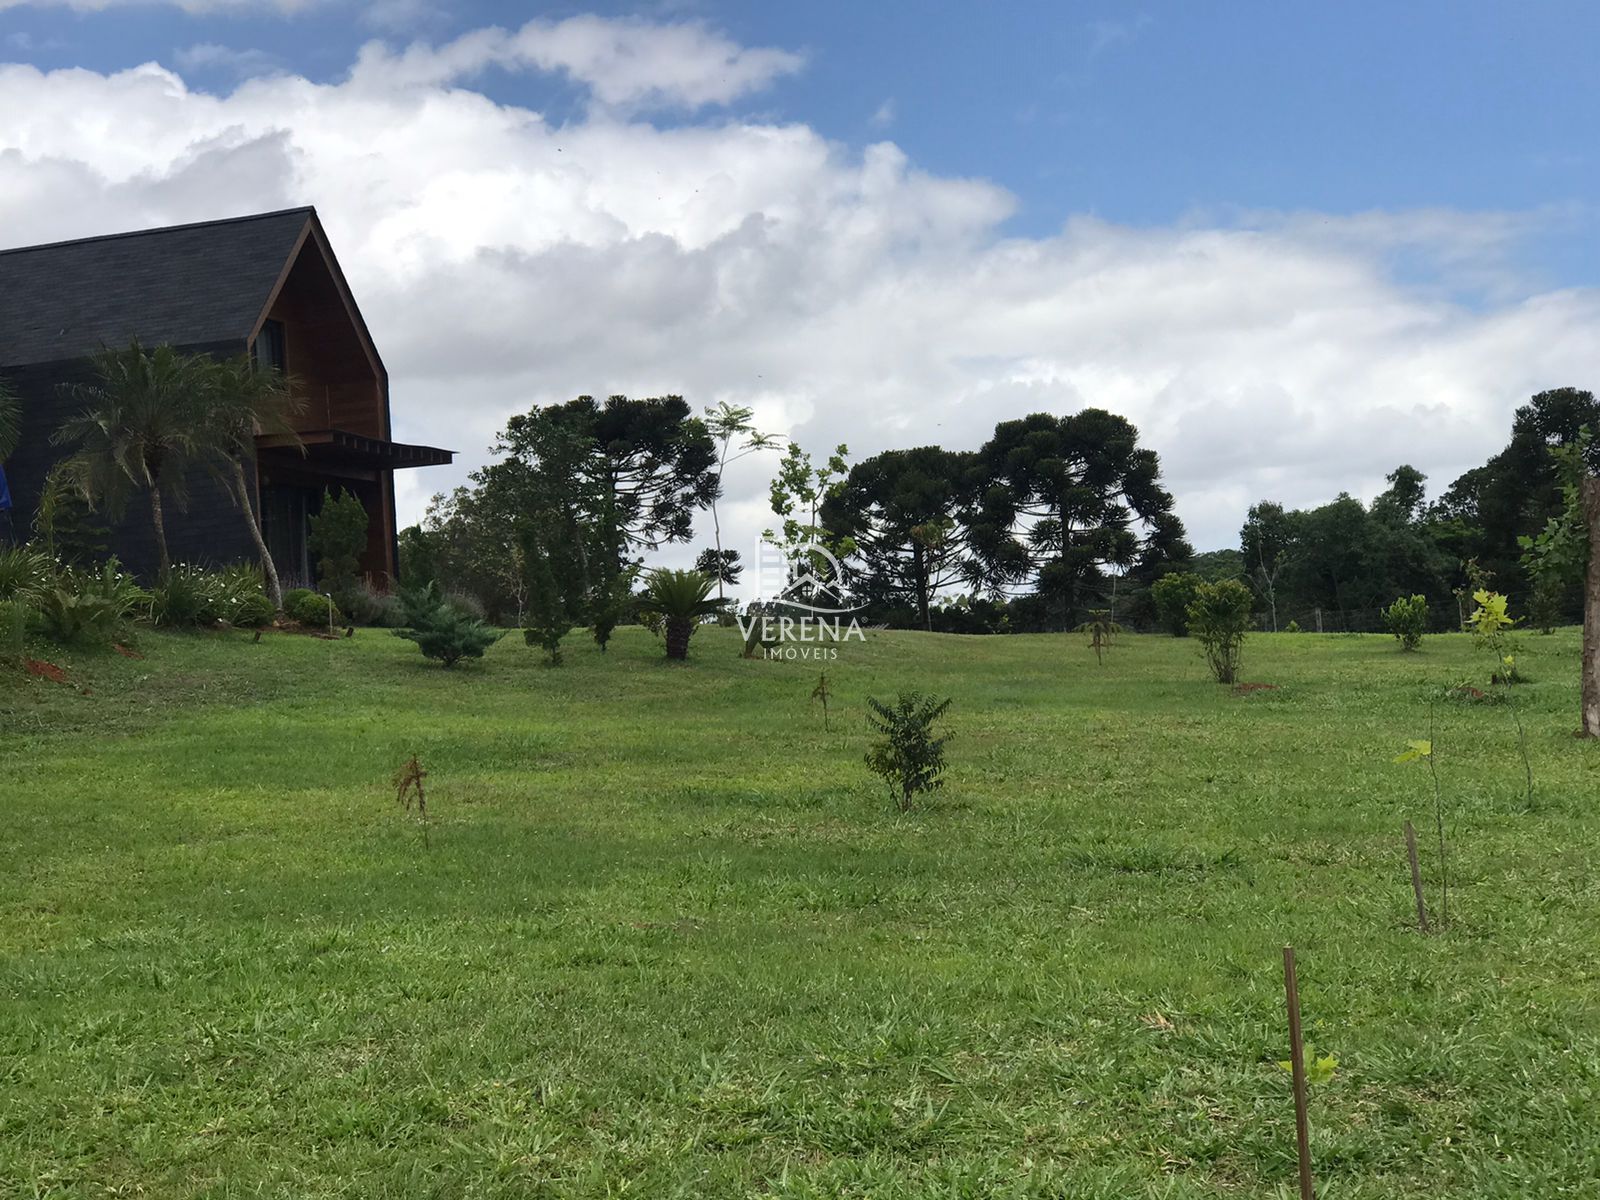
0 23 1595 565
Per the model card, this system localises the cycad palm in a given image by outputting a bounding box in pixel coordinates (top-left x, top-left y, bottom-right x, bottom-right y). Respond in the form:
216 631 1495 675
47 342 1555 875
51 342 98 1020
644 568 724 660
51 342 214 579
204 356 304 608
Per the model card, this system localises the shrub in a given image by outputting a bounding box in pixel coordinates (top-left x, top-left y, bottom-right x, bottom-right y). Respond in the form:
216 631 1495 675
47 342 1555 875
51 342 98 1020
283 587 341 628
33 559 148 647
148 566 215 627
1384 594 1428 651
33 561 142 646
0 598 27 663
1187 579 1253 684
589 565 638 653
149 564 269 628
308 489 369 596
865 691 953 812
444 590 486 621
1284 619 1302 634
335 580 404 628
0 544 53 604
393 588 504 667
231 591 276 628
1152 572 1204 637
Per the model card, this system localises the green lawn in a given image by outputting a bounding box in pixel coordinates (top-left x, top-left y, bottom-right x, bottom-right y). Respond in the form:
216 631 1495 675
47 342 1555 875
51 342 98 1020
4 624 1599 1197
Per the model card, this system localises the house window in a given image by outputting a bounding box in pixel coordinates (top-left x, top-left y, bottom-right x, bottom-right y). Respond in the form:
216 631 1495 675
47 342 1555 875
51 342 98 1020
254 319 287 374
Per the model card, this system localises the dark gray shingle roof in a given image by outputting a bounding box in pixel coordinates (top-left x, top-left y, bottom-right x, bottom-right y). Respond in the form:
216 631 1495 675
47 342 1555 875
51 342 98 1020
0 208 314 367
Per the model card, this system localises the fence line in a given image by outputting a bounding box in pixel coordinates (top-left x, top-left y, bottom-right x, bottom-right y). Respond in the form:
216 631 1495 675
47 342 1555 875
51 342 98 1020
1262 601 1465 635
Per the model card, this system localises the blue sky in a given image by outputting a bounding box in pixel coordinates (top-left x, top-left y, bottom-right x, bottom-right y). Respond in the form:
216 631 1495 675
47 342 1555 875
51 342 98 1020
2 2 1598 553
8 3 1598 252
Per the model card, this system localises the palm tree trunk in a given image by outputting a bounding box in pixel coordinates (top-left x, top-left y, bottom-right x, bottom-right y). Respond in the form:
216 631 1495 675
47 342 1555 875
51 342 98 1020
149 488 171 579
665 617 692 660
231 457 283 609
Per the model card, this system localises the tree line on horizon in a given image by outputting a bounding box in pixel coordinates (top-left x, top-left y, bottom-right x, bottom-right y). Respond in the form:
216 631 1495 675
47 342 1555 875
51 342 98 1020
399 385 1599 635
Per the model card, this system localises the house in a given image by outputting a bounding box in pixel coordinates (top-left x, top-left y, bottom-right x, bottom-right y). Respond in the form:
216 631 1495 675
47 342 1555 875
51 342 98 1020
0 207 452 583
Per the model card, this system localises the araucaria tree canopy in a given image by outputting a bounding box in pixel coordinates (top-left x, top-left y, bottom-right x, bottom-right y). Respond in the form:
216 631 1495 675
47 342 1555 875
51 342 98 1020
963 410 1191 626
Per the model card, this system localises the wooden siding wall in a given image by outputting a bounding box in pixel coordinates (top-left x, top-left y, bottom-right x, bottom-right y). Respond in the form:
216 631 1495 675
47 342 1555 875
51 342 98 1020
266 239 388 442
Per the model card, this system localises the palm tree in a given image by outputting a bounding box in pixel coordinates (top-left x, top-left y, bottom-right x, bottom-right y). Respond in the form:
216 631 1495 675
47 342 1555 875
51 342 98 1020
203 356 305 609
51 341 214 579
643 568 724 660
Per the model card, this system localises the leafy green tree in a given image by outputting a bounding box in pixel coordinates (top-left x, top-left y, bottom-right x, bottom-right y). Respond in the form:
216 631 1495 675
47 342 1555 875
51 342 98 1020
51 341 216 578
493 394 716 561
965 410 1191 629
1151 572 1203 636
1241 501 1293 630
765 441 855 604
308 489 369 599
1439 388 1600 605
519 517 588 664
397 522 441 587
588 560 639 652
704 402 780 604
641 568 724 660
1188 578 1253 684
864 692 953 812
407 486 528 622
822 446 973 630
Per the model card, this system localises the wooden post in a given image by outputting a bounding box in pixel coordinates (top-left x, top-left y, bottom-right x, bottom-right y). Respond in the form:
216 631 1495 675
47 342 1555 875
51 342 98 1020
1580 477 1600 737
1314 607 1323 634
1404 820 1430 933
1282 945 1314 1200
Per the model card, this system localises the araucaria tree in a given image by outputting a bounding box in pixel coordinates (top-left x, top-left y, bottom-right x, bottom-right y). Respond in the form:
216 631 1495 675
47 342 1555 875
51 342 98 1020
964 410 1191 629
823 446 973 630
492 394 717 560
51 341 216 578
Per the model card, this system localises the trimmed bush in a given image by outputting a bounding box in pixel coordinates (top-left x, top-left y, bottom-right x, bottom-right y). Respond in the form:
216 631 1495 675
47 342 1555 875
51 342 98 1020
335 580 404 628
284 587 341 628
1384 594 1428 651
1187 579 1253 684
1152 572 1204 637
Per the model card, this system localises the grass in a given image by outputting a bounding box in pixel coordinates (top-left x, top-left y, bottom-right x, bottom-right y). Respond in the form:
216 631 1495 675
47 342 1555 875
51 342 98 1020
4 623 1600 1197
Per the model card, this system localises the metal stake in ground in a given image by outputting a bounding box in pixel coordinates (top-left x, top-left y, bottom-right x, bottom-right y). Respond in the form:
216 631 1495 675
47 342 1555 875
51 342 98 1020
1404 820 1430 933
1282 945 1314 1200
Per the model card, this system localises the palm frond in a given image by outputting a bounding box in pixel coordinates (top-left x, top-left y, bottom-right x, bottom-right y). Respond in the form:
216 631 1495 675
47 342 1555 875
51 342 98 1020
0 375 20 460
